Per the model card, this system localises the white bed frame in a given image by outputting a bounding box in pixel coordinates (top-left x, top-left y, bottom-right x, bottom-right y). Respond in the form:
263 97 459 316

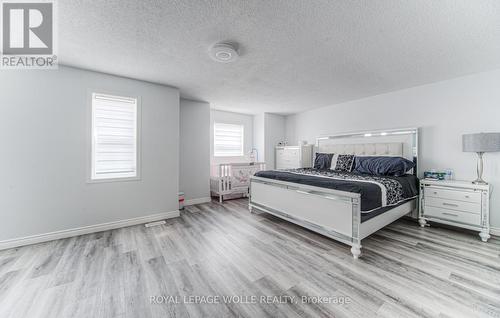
249 128 419 259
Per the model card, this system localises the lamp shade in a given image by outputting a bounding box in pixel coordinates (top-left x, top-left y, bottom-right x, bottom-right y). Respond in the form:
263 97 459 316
463 133 500 153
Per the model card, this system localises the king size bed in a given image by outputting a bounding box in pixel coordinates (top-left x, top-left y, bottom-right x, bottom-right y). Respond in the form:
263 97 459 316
248 128 419 258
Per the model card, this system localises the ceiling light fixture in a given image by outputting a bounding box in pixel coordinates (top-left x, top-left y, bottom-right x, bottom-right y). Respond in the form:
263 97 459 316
209 42 239 63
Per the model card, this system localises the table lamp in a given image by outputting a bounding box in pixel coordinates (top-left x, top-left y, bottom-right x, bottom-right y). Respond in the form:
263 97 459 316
462 133 500 185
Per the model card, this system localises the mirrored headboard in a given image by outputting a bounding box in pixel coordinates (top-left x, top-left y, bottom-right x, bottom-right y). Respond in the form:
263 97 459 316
316 128 419 175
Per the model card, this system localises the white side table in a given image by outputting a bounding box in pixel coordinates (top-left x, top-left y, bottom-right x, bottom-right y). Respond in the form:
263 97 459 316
419 179 490 242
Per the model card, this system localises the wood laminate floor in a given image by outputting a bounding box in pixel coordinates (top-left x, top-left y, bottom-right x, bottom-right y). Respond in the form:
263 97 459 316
1 198 499 318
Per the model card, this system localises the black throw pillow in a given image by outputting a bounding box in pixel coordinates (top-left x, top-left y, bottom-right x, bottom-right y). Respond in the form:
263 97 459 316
354 156 415 176
313 153 334 170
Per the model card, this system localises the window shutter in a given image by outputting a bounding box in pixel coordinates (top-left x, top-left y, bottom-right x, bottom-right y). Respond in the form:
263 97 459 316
214 123 244 157
91 93 138 180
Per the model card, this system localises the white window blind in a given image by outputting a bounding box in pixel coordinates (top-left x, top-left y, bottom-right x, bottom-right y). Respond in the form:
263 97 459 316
91 93 138 180
214 123 244 157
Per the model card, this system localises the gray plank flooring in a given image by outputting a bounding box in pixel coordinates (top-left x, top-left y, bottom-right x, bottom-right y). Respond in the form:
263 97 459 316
0 198 499 318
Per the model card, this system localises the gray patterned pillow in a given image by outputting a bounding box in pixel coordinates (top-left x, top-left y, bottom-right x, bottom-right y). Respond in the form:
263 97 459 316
332 154 355 172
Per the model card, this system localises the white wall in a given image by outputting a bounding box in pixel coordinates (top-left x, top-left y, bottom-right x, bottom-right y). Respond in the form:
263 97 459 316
253 113 266 163
210 110 253 164
0 66 180 242
286 69 500 229
264 114 286 169
180 99 210 202
253 113 286 169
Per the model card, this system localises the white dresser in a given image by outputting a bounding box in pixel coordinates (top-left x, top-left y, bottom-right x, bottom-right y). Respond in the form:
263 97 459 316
419 179 490 242
275 145 313 170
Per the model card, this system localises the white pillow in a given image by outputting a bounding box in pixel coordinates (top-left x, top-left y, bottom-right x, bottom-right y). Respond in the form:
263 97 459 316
330 154 339 170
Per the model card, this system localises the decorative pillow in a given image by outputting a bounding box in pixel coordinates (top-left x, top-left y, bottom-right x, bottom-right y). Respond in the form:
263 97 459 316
330 154 355 172
354 156 415 176
313 153 334 170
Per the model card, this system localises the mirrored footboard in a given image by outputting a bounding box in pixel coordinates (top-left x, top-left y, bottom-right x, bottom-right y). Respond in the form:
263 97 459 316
249 177 362 251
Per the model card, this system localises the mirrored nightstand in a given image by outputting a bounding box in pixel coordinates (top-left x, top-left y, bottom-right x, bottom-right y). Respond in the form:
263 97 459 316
419 179 490 242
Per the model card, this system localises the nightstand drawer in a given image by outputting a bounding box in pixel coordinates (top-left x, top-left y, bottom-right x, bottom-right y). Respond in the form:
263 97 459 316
424 206 481 226
424 187 480 203
425 197 481 214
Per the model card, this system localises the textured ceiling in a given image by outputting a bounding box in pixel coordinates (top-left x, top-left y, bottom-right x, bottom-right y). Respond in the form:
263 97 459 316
59 0 500 114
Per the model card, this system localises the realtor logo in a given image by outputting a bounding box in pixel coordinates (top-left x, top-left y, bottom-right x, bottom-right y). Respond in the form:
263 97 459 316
1 1 57 69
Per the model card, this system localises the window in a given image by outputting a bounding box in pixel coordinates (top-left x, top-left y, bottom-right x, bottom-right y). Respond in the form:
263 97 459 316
214 123 244 157
91 93 139 181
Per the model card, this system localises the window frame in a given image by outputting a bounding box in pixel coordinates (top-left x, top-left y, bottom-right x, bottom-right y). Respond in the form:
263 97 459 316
87 90 142 183
213 122 245 157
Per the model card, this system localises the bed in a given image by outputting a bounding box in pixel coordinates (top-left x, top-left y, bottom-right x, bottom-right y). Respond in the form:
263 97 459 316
248 128 419 258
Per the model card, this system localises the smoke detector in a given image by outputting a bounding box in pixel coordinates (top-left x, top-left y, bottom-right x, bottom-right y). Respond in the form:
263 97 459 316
209 42 239 63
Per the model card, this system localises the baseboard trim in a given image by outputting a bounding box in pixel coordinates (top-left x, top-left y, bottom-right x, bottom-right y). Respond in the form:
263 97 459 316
490 226 500 237
185 197 211 206
0 210 180 251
